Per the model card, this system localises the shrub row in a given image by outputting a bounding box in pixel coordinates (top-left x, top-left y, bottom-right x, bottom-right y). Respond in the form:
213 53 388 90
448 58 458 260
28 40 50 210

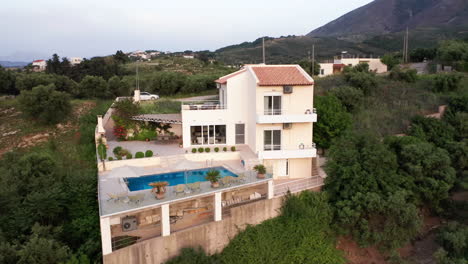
191 146 236 153
108 146 154 160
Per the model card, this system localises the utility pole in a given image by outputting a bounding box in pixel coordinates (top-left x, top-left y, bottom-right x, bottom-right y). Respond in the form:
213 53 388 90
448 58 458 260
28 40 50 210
311 45 315 76
406 27 409 63
403 27 409 63
262 37 266 64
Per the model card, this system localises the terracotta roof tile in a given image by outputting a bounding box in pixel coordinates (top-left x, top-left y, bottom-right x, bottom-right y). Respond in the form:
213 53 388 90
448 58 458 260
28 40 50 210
251 66 313 86
215 69 246 84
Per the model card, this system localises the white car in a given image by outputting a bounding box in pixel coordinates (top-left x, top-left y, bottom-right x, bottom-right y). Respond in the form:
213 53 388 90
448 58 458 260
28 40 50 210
140 92 159 101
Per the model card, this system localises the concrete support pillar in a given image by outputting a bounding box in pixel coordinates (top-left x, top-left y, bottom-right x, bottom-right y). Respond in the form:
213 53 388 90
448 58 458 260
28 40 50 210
268 180 274 199
134 89 140 103
214 192 222 222
161 204 170 236
100 217 112 255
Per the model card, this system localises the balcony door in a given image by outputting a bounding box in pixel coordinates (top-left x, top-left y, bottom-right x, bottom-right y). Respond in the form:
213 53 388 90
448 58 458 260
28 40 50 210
264 96 281 115
235 124 245 144
264 130 281 150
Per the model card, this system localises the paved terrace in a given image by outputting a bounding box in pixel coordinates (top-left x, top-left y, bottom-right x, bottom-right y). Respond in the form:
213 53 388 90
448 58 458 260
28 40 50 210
99 165 272 217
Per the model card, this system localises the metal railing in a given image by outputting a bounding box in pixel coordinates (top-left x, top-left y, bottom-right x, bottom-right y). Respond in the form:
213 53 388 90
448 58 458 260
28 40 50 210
263 143 316 151
274 176 324 197
181 100 227 111
260 108 317 116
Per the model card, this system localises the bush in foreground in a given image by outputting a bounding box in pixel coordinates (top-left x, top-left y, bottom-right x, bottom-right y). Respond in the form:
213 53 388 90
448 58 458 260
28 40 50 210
18 84 72 124
145 150 153 157
135 152 144 158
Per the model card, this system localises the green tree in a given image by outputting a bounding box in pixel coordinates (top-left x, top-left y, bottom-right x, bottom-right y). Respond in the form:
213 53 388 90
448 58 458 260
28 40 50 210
18 84 72 124
325 132 422 251
298 59 321 76
343 63 378 95
0 66 17 95
108 76 130 97
434 222 468 264
407 116 455 148
437 40 468 71
381 53 401 70
329 86 363 112
314 95 352 150
389 66 418 82
410 48 437 62
113 50 130 64
432 73 464 93
78 75 110 98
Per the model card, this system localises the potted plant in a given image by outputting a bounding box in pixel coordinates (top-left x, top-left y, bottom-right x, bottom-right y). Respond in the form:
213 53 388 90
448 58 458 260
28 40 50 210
205 170 221 188
253 164 267 179
149 181 169 199
179 141 183 148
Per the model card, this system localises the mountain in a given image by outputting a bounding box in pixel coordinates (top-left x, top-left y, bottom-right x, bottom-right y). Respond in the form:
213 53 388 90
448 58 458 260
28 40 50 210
308 0 468 37
0 61 29 68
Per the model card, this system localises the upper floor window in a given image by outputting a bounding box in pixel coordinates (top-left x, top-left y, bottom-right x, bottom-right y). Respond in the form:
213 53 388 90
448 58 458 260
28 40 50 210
264 96 281 115
264 130 281 151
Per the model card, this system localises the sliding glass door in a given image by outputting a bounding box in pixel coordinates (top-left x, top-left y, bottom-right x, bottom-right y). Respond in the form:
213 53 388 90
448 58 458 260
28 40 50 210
264 96 282 115
264 130 281 150
191 125 226 145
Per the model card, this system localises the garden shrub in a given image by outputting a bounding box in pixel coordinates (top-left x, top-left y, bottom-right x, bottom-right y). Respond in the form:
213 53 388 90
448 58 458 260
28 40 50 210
117 156 122 160
389 66 418 82
432 73 463 92
97 143 107 161
135 152 144 158
214 147 219 152
192 148 197 153
231 146 236 152
108 157 114 161
198 147 204 153
329 86 363 112
145 150 153 157
133 129 157 141
204 148 210 153
126 153 132 159
113 146 123 157
223 147 227 152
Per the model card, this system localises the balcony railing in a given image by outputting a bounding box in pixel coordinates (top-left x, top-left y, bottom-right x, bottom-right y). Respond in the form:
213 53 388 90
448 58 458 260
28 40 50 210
263 143 316 151
256 108 317 123
260 108 316 116
181 100 226 111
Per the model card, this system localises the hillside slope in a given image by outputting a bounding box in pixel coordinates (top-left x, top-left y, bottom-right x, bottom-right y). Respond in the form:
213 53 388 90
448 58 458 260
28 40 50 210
308 0 468 37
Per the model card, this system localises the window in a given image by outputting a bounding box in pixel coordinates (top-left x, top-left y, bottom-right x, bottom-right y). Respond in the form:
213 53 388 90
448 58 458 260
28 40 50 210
191 125 226 145
320 69 324 75
264 130 281 150
235 124 245 144
264 96 281 115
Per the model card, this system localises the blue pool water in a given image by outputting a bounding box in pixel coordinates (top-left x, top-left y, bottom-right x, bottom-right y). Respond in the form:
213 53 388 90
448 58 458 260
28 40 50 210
125 166 237 191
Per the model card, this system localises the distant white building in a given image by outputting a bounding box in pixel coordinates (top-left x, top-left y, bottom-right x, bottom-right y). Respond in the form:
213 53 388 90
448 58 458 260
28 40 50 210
70 57 83 66
183 54 195 59
32 59 46 71
319 57 387 77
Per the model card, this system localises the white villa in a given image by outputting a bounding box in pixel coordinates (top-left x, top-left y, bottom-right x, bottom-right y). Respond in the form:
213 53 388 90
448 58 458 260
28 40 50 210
96 64 323 261
319 57 387 77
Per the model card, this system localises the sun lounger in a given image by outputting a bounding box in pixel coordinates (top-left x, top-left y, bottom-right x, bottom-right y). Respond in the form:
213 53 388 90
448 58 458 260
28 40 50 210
107 193 127 202
235 173 247 184
128 193 145 204
173 184 186 196
220 177 232 187
187 182 201 193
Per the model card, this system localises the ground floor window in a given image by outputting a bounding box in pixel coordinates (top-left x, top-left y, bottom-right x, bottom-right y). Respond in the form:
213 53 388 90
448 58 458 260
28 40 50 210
191 125 226 145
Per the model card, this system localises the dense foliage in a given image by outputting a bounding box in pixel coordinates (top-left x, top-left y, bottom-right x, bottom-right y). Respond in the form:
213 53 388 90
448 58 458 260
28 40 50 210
0 101 111 262
17 84 72 124
166 192 345 264
434 222 468 264
313 95 352 149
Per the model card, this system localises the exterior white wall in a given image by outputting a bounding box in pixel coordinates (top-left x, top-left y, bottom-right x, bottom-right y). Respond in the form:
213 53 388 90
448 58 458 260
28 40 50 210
318 63 334 77
341 58 387 73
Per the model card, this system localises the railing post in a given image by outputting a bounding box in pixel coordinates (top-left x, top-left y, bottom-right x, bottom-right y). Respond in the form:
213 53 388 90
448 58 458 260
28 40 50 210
161 204 171 236
214 192 222 221
100 217 112 255
268 180 274 199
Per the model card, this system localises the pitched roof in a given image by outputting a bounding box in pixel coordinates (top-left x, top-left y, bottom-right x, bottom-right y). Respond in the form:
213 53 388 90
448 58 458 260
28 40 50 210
33 60 45 63
215 69 246 84
250 66 313 86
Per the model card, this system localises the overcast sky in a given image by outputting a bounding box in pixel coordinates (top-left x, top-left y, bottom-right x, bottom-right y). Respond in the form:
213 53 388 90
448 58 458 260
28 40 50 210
0 0 373 61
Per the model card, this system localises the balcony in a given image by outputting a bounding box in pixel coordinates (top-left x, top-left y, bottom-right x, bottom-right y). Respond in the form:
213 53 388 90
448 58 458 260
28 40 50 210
258 143 317 160
181 100 226 111
256 108 317 124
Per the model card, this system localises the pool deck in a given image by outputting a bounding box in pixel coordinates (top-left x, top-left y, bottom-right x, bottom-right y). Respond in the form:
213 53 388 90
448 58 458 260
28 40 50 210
98 159 256 216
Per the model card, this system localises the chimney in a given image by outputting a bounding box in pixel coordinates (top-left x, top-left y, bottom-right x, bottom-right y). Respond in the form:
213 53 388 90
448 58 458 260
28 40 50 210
97 115 105 134
134 89 140 103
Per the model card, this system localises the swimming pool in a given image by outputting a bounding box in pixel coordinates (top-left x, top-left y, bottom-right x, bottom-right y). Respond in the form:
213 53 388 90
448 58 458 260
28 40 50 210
125 166 237 192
